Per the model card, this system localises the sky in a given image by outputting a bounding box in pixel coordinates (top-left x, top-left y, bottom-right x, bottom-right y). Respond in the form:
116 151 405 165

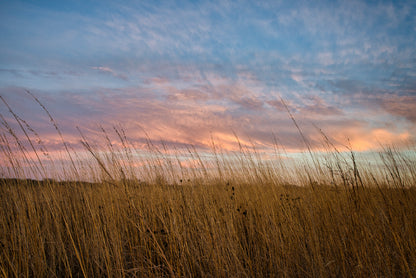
1 0 416 155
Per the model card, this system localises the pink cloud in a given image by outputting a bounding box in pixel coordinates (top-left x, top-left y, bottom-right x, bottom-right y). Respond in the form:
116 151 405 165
1 78 415 159
381 95 416 123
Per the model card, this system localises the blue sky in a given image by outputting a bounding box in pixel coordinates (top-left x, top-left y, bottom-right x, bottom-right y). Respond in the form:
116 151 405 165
1 0 415 152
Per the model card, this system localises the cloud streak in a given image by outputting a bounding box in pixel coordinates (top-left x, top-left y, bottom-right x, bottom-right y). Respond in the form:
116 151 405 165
91 66 128 80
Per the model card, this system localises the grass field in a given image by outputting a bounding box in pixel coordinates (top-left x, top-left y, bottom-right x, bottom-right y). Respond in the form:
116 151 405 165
1 95 416 277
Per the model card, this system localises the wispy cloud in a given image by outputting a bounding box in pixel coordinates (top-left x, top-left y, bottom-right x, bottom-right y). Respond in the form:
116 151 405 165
91 66 128 81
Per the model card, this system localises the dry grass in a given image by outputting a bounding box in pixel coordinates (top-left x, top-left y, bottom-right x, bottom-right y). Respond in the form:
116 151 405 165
1 93 416 277
1 177 416 277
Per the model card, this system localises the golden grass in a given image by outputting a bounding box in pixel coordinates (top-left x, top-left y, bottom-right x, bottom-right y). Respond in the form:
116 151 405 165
1 92 416 277
1 178 415 277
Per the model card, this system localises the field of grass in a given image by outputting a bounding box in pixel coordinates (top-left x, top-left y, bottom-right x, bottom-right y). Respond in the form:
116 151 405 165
1 94 416 277
1 173 416 277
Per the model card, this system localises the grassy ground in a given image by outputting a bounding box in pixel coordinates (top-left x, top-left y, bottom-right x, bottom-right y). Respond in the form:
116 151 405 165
1 175 416 277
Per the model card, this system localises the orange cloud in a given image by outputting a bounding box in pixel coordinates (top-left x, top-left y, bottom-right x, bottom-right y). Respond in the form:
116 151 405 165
329 128 411 151
2 80 415 159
